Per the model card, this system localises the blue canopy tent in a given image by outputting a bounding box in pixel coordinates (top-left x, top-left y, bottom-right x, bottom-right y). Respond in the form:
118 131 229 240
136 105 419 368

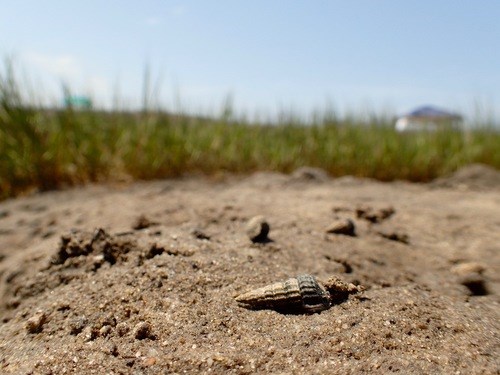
396 105 462 132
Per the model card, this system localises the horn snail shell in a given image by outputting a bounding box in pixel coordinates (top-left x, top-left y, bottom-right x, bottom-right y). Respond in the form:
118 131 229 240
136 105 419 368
235 274 361 314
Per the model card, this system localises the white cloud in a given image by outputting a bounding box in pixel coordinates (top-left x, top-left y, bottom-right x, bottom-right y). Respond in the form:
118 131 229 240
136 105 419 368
19 52 113 107
24 52 83 83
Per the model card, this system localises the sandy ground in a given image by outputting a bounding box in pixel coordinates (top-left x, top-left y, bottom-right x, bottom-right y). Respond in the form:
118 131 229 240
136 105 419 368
0 165 499 374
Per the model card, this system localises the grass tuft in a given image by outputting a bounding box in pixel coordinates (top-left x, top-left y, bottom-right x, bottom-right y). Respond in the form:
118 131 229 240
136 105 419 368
1 63 499 200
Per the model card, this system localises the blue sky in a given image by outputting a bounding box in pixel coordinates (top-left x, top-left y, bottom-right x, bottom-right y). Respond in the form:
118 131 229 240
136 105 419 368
1 1 499 120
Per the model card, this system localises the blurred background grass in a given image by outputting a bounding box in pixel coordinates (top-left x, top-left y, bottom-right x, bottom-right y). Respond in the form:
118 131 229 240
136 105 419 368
1 61 499 200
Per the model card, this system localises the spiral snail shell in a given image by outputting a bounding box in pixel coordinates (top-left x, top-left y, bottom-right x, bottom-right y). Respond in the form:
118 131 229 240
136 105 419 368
235 274 361 314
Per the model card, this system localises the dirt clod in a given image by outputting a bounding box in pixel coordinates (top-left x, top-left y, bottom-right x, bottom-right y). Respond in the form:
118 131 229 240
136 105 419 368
376 229 410 244
25 311 47 334
290 167 329 182
191 227 211 240
132 215 158 230
133 322 154 340
326 218 356 236
356 205 395 223
116 322 129 337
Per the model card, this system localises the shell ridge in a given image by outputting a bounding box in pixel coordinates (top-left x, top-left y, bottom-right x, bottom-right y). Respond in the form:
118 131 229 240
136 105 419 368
297 275 331 312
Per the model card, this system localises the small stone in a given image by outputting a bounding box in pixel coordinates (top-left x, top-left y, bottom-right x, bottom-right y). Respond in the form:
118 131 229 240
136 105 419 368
56 303 71 312
102 342 119 356
133 321 153 340
132 215 158 230
451 262 485 276
69 317 88 335
99 325 112 337
82 326 99 342
458 273 488 296
143 357 157 366
191 227 211 240
25 311 47 334
376 230 409 244
326 218 356 236
356 205 395 223
452 262 488 296
245 215 270 243
147 348 159 357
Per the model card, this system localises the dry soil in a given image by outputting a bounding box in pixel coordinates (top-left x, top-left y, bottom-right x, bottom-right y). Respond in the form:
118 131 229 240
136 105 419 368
0 165 499 374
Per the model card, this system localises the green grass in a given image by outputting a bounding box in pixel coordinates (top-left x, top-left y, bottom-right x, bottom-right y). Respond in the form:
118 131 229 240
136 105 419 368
1 63 499 200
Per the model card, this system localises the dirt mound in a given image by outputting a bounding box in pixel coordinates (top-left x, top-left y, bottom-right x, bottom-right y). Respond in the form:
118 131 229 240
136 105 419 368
289 167 330 183
0 175 499 374
432 163 500 190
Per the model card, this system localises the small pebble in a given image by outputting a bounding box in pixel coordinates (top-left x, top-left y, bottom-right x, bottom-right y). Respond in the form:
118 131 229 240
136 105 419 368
102 342 119 356
191 227 211 240
132 215 158 230
376 230 409 244
356 205 395 223
99 325 112 337
69 317 88 335
452 262 488 296
326 218 356 236
143 357 157 366
25 311 47 334
245 215 270 243
451 262 485 276
82 326 98 342
458 273 488 296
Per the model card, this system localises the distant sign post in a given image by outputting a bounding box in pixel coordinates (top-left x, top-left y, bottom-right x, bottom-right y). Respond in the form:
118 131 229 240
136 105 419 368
64 96 93 110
